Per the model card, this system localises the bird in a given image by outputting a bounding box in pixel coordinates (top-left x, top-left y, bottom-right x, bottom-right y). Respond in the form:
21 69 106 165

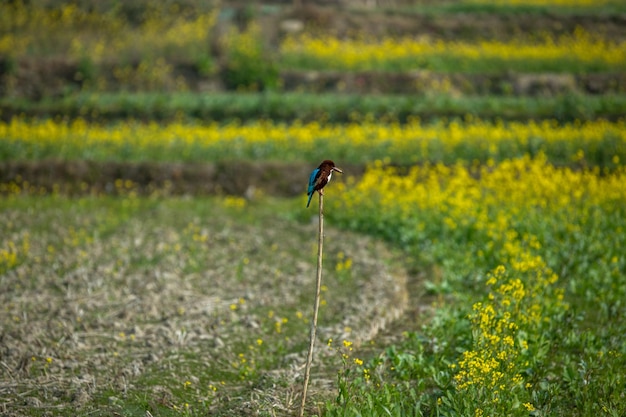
306 160 343 208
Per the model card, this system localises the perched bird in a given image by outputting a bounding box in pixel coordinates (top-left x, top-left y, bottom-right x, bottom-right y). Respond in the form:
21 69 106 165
306 160 343 208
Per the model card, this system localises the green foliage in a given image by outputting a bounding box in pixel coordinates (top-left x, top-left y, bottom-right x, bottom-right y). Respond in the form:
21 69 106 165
221 23 279 91
377 0 626 15
0 55 18 76
326 157 626 416
194 53 214 77
3 92 626 124
75 55 98 86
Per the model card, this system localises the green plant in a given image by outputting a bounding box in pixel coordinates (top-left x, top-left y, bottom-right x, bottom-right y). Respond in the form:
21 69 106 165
221 23 279 91
326 155 626 416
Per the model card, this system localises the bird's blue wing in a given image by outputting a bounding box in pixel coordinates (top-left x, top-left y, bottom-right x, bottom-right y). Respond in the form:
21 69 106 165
306 168 321 208
307 168 320 194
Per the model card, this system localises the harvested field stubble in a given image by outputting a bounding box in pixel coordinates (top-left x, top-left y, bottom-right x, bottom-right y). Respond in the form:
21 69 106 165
0 195 409 415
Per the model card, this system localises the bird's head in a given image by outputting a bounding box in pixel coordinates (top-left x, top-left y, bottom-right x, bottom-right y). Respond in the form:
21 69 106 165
321 160 343 174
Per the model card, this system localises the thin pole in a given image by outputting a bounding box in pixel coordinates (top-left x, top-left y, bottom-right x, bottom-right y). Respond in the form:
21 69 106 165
299 192 324 417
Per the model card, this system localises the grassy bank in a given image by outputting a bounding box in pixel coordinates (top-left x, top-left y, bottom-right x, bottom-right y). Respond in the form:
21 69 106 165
2 92 626 124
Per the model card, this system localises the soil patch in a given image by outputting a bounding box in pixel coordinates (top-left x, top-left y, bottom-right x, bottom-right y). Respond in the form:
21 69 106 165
0 160 367 198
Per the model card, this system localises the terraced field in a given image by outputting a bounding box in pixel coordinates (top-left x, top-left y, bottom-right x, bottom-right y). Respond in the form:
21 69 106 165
1 1 625 416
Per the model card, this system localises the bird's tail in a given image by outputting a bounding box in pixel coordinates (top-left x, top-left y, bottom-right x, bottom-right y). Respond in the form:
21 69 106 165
306 192 314 208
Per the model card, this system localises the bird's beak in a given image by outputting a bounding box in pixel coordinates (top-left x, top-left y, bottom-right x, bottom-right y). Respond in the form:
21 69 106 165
332 167 343 174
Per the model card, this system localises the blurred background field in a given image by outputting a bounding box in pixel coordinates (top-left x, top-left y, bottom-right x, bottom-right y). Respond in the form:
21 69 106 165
1 0 625 113
1 1 625 416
